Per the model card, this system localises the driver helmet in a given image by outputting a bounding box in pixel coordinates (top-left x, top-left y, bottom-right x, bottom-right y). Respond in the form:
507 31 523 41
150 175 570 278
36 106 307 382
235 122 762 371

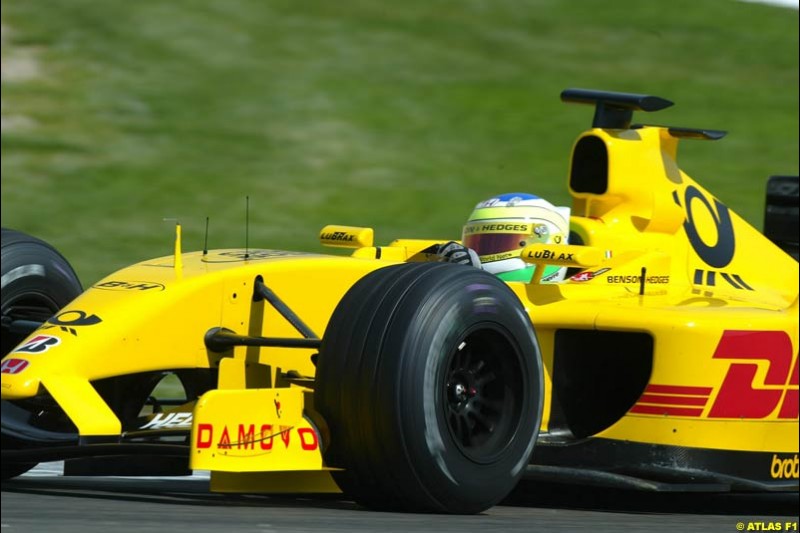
461 193 571 282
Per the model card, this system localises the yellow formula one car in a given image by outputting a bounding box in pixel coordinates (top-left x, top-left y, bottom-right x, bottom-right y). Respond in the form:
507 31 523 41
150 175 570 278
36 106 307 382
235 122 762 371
2 89 798 514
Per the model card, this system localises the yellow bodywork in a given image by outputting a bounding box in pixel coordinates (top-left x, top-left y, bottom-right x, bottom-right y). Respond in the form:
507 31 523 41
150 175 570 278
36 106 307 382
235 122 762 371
2 121 797 488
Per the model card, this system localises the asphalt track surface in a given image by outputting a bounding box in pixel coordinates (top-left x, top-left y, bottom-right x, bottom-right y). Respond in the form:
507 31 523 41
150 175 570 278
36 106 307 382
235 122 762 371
1 462 797 533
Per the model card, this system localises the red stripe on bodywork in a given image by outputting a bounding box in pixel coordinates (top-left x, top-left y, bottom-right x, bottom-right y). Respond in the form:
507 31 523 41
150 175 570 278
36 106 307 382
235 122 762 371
630 405 704 417
644 384 713 396
637 394 708 406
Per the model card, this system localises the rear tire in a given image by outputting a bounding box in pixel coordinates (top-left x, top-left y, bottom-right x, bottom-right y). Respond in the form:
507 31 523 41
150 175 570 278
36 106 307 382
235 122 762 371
315 262 543 514
764 175 799 261
1 228 82 479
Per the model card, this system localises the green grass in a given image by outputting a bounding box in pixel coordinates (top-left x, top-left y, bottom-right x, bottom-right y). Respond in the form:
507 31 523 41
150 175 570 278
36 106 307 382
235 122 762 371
2 0 797 285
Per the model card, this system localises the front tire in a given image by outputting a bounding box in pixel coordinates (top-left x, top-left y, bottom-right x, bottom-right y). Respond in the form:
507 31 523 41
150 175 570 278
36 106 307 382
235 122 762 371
1 228 82 479
315 262 543 514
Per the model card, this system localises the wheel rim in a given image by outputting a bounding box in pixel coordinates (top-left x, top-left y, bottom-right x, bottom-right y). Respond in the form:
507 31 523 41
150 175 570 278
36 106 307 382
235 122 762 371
443 324 525 464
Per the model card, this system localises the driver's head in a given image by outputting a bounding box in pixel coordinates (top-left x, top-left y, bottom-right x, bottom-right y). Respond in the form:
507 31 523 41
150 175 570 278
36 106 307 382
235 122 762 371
461 193 570 282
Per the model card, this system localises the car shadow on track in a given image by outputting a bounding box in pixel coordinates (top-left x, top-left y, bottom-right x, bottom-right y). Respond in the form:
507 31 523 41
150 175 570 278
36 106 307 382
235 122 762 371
3 475 797 517
1 476 359 511
503 479 799 517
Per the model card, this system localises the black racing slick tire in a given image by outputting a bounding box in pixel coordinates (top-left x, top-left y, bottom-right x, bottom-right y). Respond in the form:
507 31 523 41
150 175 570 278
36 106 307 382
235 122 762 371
315 262 544 514
1 228 82 479
764 175 799 260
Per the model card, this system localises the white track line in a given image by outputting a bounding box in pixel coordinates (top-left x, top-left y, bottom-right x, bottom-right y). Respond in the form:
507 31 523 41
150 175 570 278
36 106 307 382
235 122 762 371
22 461 210 480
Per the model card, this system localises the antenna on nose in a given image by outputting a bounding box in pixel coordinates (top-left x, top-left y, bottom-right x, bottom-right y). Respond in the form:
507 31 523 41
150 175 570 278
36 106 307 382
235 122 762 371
245 196 250 260
203 216 209 256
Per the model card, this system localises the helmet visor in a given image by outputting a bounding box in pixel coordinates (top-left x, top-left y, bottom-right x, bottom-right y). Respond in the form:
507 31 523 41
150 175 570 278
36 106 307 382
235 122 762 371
462 232 530 261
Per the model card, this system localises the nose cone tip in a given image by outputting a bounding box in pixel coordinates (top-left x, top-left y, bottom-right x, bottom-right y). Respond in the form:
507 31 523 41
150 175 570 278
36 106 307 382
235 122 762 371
1 372 41 400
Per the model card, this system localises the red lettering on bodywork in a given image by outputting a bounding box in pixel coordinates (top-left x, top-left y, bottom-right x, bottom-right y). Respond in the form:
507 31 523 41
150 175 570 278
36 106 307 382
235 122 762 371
779 356 799 419
196 423 213 449
708 330 796 419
